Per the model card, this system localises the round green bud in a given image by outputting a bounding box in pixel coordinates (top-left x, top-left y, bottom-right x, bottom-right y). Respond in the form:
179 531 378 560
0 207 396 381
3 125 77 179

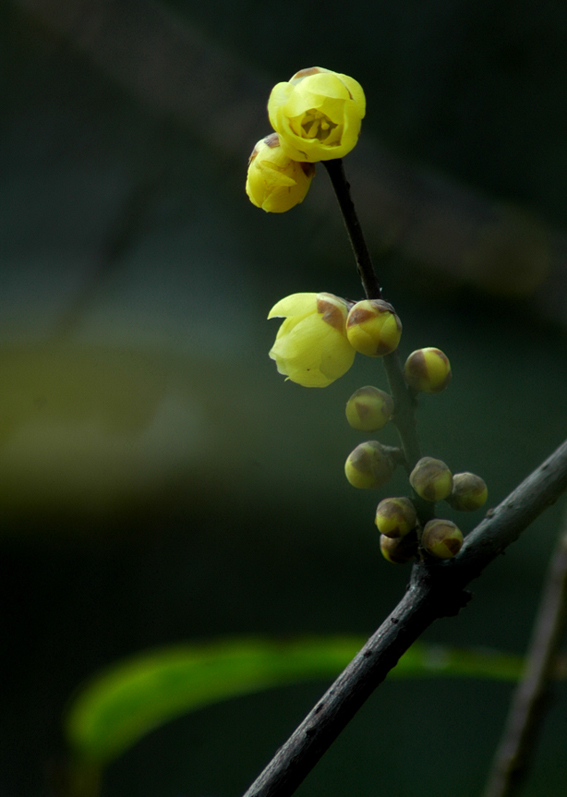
409 456 453 502
344 441 395 489
404 348 452 393
380 532 418 564
447 472 488 511
345 386 394 431
346 300 402 357
421 519 463 559
375 497 417 538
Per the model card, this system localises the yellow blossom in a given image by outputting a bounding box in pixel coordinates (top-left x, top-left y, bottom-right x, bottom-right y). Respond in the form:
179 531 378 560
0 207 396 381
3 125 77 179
268 292 356 387
267 67 366 163
246 133 316 212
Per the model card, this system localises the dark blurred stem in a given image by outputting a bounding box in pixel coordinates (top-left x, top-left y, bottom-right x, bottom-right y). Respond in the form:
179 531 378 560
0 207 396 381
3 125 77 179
323 159 421 470
482 513 567 797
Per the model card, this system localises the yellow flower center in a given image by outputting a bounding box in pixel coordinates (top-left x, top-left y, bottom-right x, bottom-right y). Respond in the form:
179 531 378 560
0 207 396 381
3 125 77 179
300 110 338 142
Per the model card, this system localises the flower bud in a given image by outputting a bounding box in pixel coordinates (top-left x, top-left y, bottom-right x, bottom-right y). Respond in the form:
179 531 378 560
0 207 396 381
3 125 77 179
344 441 395 489
345 386 394 431
447 472 488 511
421 519 463 559
346 300 402 357
268 292 355 387
404 348 451 393
246 133 316 213
375 497 417 538
268 67 366 163
409 457 453 502
380 532 418 564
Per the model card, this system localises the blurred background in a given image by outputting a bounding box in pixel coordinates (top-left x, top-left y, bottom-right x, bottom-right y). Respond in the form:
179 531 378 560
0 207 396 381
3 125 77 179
2 0 567 794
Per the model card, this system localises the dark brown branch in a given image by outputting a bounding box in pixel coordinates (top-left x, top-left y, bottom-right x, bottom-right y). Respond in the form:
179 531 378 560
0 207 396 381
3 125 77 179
242 439 567 797
482 510 567 797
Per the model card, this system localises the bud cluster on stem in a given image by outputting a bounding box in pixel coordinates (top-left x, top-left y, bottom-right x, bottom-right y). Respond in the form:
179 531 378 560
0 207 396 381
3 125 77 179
243 64 565 797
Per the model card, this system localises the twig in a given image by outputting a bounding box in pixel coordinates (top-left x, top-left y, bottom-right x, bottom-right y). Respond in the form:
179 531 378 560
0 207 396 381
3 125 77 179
323 160 382 300
322 159 422 472
242 439 567 797
482 509 567 797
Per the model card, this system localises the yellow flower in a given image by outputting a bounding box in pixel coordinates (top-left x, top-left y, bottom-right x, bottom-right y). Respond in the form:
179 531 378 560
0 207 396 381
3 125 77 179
268 292 356 387
246 133 316 213
267 67 366 163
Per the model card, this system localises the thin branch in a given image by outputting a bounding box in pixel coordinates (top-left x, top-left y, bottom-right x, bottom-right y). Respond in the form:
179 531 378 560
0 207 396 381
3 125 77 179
242 439 567 797
482 510 567 797
322 159 382 300
322 159 422 471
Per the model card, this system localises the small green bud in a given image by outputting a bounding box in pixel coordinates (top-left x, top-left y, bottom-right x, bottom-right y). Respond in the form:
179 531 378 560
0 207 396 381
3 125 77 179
346 300 402 357
421 519 463 559
375 497 417 538
344 441 395 489
345 386 394 431
447 472 488 511
409 456 453 502
380 532 418 564
404 348 452 393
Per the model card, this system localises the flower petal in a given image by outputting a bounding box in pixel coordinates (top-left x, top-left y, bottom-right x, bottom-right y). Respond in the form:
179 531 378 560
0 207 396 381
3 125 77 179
267 293 318 319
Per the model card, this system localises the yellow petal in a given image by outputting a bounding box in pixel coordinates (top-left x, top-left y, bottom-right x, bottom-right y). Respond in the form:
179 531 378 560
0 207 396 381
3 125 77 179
270 314 355 387
336 73 366 117
267 293 318 319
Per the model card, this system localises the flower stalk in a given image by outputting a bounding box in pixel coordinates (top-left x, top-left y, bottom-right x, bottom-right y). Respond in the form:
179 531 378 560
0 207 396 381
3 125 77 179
322 158 422 471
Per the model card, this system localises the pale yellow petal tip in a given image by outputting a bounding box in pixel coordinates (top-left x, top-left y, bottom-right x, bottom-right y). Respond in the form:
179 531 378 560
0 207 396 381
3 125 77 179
267 293 318 319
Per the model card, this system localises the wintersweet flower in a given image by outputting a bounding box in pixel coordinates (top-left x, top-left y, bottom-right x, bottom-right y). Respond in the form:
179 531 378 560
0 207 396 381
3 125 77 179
267 67 366 163
246 133 316 213
268 292 356 387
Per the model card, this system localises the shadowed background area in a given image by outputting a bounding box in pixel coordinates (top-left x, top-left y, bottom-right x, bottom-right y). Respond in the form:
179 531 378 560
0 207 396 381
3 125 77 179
2 1 567 795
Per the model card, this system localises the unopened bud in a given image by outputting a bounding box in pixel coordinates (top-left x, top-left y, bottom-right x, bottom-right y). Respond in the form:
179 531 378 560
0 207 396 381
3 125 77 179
409 457 453 502
345 386 394 431
421 519 463 559
344 441 395 489
346 300 402 357
404 348 452 393
375 497 417 538
380 532 418 564
447 472 488 511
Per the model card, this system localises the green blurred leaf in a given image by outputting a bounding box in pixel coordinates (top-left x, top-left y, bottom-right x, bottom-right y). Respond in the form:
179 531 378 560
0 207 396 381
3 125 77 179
65 636 526 768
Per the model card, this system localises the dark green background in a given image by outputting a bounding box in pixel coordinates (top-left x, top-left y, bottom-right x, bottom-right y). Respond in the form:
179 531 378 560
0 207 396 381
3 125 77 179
1 1 567 795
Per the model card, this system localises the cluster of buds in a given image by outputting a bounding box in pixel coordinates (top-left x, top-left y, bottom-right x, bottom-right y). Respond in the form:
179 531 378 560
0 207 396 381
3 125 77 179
374 455 488 565
342 356 487 564
246 67 366 213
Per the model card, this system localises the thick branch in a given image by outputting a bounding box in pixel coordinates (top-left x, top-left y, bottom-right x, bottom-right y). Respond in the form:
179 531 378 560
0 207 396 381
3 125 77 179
483 511 567 797
242 439 567 797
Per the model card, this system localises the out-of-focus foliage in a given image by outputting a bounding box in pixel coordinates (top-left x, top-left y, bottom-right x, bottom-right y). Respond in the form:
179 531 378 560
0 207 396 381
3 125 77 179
66 635 528 768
